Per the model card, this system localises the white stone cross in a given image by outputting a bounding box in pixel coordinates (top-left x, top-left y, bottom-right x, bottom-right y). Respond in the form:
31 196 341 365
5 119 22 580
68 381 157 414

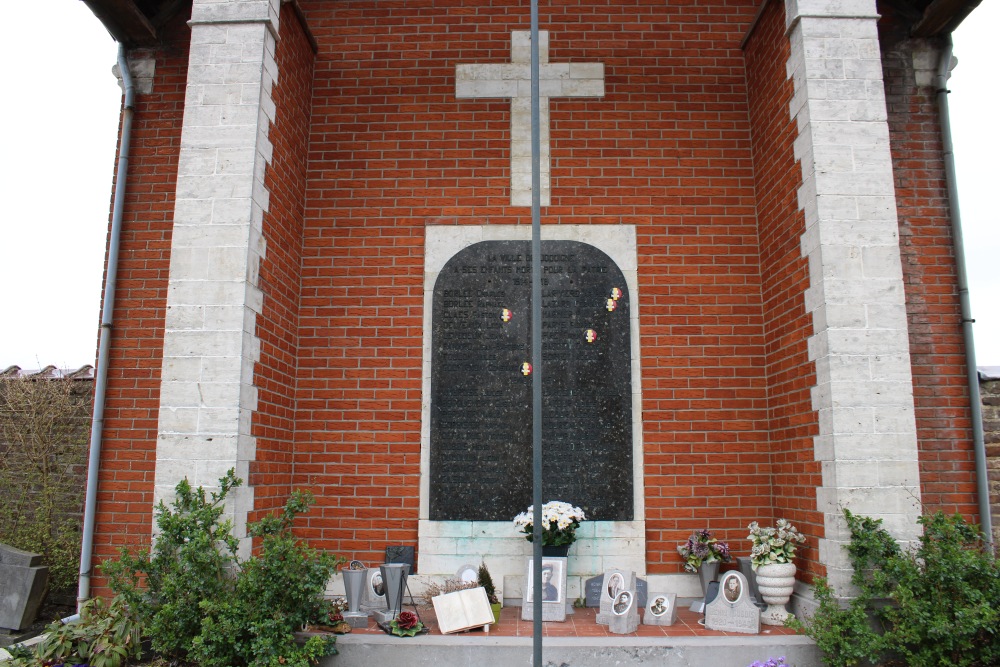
456 31 605 207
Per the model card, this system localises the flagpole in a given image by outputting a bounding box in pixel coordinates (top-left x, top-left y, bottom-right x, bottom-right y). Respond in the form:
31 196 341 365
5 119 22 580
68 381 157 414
529 0 544 663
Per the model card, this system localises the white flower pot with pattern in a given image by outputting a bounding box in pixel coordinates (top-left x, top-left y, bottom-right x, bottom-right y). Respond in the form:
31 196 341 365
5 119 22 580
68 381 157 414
755 562 796 625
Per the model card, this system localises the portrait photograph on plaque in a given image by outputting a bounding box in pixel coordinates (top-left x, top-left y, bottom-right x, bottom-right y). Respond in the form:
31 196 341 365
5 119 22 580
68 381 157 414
606 572 624 599
650 595 668 616
371 571 385 598
722 572 743 603
524 558 565 604
613 591 632 614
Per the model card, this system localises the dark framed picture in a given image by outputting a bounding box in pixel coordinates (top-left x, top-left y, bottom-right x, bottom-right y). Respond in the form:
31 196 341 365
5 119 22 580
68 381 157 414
525 558 565 604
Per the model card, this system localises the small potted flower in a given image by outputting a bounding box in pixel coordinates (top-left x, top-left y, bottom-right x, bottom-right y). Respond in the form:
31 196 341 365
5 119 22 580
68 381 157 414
477 560 502 624
676 528 731 596
747 518 806 625
389 610 424 637
512 501 586 557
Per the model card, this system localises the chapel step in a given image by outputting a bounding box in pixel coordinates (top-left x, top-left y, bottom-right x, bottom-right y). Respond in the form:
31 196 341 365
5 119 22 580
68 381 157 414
326 633 822 667
318 604 822 667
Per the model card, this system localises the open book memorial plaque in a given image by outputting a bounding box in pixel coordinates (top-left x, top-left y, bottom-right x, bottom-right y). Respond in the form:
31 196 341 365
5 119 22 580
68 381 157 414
431 587 495 634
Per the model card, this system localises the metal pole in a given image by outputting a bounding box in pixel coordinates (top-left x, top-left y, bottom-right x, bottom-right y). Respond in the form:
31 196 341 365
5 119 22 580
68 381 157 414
79 44 135 608
935 36 992 546
529 0 544 662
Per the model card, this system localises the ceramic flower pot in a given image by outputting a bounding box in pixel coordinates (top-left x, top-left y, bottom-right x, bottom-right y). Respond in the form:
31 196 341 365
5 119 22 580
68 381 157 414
755 561 796 625
542 544 571 558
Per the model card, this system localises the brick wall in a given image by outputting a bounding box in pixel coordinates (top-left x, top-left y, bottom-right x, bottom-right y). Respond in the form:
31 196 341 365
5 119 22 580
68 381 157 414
86 0 987 585
743 0 823 581
295 0 788 573
981 375 1000 546
91 11 190 587
881 32 979 520
249 4 316 521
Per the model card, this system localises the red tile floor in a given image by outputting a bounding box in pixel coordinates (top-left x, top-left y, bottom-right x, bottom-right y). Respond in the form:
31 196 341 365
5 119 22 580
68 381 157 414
349 604 801 639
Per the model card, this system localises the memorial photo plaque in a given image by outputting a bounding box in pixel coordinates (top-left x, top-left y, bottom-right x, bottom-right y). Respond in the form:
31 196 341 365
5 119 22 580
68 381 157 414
430 240 633 521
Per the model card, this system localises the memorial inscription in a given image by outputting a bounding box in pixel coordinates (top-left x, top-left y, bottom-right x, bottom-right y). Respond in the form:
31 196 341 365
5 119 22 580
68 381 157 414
430 240 632 521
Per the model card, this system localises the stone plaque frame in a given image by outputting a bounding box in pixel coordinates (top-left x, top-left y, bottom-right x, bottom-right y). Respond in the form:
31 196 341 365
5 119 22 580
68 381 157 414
417 224 646 586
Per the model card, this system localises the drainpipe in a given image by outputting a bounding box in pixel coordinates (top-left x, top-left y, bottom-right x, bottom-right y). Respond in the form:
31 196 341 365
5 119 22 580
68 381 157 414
935 35 993 547
78 44 136 608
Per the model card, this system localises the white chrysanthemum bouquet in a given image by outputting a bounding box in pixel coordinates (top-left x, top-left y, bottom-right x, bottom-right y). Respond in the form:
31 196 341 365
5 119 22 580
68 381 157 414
513 501 586 547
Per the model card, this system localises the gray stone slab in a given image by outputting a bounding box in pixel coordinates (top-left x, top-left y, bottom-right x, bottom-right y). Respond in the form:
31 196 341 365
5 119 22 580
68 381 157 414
597 569 635 625
642 592 677 626
0 563 48 631
587 574 646 608
0 544 42 568
521 557 567 622
342 611 369 629
705 571 760 634
608 590 639 634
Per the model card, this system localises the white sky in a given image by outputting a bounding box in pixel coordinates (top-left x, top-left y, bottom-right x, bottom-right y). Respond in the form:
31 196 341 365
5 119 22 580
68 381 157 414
0 1 996 370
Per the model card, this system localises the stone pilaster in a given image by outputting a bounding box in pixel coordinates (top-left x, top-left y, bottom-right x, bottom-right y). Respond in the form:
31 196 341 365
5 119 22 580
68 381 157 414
785 0 923 592
155 0 280 545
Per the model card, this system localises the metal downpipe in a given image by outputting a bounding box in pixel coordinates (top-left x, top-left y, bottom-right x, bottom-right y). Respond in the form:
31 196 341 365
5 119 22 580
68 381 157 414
935 35 992 546
78 44 136 607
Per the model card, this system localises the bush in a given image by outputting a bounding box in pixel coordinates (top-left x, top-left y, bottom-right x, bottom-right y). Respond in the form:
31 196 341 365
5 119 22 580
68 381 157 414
0 375 90 597
189 491 343 667
102 470 242 659
793 509 1000 667
103 470 342 666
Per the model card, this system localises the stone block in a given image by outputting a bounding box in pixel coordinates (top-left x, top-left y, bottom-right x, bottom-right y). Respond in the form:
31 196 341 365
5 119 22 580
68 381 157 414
705 571 760 634
642 592 677 626
608 589 639 634
0 544 48 631
520 557 568 622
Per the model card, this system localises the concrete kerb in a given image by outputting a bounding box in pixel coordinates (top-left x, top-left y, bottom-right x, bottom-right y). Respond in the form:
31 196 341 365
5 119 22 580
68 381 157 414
326 634 823 667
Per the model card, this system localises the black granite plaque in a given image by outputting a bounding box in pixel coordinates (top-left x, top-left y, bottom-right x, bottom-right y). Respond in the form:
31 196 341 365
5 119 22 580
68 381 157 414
585 575 603 608
430 240 633 521
385 546 416 573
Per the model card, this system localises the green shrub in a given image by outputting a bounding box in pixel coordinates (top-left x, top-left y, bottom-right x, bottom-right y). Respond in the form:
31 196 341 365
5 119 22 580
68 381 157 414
101 470 341 666
189 490 342 667
102 469 242 660
794 509 1000 667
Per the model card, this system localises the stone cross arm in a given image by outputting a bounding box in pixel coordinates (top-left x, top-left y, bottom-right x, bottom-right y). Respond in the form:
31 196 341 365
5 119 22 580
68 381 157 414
455 31 606 206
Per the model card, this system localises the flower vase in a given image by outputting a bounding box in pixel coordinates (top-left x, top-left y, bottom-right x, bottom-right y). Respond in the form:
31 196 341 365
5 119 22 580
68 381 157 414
697 561 720 597
755 562 796 625
689 561 720 613
542 544 570 558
